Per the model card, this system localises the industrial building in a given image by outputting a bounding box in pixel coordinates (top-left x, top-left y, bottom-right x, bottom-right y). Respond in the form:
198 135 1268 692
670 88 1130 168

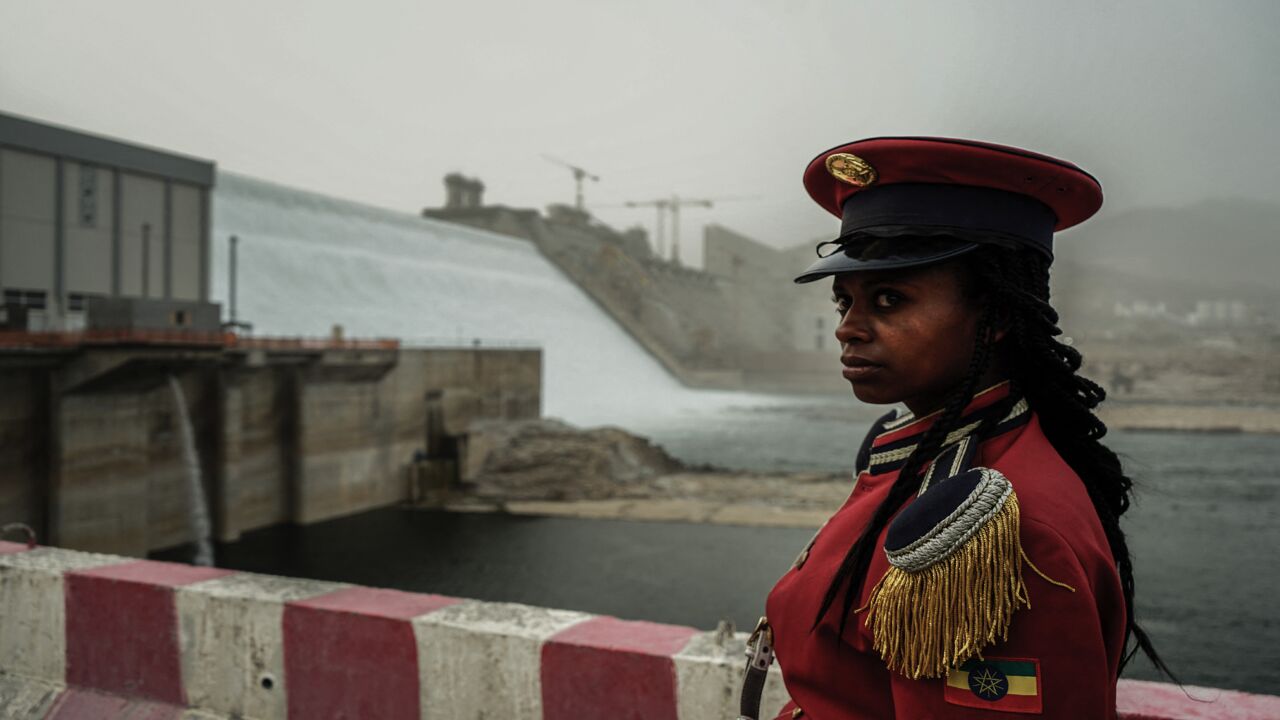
0 112 216 331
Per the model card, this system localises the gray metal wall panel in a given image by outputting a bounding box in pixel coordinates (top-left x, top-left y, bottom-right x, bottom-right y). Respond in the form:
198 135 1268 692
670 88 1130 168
0 149 57 293
62 161 114 296
199 188 209 301
119 172 165 298
111 169 121 295
54 159 64 311
164 181 172 298
170 183 202 301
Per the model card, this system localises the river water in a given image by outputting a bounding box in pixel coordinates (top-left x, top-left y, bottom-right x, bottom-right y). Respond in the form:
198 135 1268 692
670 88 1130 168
181 406 1280 696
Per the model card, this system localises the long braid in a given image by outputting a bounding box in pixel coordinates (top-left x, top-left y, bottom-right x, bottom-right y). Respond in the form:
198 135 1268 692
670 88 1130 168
973 248 1173 679
814 302 998 637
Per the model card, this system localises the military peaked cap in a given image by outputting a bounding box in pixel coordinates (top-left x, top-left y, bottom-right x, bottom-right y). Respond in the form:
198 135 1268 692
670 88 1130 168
795 136 1103 283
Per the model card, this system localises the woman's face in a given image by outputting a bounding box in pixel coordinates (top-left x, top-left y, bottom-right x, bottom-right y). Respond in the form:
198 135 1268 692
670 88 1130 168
830 261 985 416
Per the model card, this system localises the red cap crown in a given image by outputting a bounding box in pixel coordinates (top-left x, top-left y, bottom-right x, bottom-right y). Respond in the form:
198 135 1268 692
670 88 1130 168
803 136 1102 231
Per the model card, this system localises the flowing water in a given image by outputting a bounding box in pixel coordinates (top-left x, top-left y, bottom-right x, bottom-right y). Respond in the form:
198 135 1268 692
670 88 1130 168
166 375 214 567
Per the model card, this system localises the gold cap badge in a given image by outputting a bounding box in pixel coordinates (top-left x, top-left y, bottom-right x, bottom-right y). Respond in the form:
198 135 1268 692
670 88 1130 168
826 153 878 187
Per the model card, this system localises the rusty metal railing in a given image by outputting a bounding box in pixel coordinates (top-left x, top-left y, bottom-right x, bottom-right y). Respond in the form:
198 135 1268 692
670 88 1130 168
0 329 400 352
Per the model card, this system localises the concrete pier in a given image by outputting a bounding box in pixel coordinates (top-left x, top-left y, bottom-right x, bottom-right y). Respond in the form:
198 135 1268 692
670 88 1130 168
0 333 541 557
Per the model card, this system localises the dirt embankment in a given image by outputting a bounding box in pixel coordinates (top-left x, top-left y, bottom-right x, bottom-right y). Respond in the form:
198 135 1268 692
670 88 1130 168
444 418 845 528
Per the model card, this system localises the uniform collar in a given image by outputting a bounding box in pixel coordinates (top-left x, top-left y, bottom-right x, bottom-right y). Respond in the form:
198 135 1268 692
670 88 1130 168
865 381 1030 476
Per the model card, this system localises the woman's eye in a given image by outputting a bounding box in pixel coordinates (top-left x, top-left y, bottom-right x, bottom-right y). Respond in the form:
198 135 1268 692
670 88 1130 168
832 297 851 315
873 291 902 308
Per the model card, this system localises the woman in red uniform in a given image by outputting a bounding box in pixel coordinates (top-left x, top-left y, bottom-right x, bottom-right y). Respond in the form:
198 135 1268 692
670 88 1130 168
753 138 1170 719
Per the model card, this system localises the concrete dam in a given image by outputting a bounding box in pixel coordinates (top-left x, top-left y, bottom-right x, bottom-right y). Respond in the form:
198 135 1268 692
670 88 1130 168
2 168 766 560
210 173 742 429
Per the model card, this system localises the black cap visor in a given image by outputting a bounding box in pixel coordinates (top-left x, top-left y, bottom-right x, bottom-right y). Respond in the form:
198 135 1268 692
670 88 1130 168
794 235 980 284
793 183 1057 284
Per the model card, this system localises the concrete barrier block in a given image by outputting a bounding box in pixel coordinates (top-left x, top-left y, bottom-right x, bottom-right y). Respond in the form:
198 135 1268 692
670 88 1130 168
673 630 790 720
0 671 61 719
42 687 187 719
413 600 592 720
540 616 700 720
64 560 233 705
1118 678 1280 720
0 546 125 683
283 586 460 720
0 675 229 720
0 541 31 555
3 542 1278 720
176 572 350 720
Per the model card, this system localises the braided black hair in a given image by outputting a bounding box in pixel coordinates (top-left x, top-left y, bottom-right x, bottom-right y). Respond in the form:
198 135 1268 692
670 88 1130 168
813 244 1172 679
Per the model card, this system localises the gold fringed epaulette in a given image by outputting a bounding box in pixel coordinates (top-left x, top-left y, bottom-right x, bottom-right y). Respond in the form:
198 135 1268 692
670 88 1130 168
860 467 1074 680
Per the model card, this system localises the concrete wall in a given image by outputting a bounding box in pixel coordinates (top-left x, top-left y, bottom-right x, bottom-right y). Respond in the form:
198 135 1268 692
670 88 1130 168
421 205 846 393
0 541 1274 720
57 388 155 555
0 370 48 538
0 346 541 558
422 206 742 376
218 369 291 541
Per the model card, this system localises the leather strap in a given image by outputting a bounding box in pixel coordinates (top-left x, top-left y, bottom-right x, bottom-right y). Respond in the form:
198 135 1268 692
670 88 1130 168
737 616 774 720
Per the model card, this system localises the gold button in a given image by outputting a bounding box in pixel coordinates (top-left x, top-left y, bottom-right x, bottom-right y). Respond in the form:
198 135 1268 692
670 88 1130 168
792 707 805 718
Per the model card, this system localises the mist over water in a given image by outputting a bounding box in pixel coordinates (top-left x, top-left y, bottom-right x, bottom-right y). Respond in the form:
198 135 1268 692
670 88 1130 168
210 173 775 427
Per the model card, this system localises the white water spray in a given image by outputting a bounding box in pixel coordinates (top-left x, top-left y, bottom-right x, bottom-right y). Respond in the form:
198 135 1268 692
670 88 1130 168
211 172 781 428
167 375 214 567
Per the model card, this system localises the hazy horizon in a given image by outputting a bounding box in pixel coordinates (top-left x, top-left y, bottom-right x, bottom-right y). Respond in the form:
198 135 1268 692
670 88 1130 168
3 1 1276 267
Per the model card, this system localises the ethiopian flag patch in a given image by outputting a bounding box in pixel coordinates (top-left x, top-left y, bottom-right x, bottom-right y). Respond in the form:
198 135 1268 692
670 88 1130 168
944 657 1041 713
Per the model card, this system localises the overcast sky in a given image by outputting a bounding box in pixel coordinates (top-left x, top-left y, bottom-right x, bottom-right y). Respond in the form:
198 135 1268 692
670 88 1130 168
2 0 1276 267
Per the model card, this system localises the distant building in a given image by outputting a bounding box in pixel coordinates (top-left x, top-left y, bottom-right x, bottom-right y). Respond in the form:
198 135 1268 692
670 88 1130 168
1188 299 1251 326
1112 300 1171 320
0 112 216 330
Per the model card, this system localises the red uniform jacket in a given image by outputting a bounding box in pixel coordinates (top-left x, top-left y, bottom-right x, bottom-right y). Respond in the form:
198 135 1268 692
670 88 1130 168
765 385 1127 719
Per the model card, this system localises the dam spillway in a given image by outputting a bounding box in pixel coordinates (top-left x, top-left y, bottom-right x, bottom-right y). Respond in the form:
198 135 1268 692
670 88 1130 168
211 173 729 427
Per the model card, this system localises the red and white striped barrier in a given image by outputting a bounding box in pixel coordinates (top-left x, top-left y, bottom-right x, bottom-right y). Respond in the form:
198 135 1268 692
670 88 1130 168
0 540 1275 719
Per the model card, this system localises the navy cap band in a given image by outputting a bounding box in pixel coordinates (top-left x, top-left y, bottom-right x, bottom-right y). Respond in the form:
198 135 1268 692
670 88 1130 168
839 183 1058 258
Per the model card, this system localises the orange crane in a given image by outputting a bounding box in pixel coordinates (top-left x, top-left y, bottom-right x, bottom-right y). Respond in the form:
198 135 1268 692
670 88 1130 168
542 155 600 212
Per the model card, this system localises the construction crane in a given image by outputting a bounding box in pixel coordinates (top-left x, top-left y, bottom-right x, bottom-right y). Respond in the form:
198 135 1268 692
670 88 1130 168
624 195 716 264
620 198 671 257
542 155 600 212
